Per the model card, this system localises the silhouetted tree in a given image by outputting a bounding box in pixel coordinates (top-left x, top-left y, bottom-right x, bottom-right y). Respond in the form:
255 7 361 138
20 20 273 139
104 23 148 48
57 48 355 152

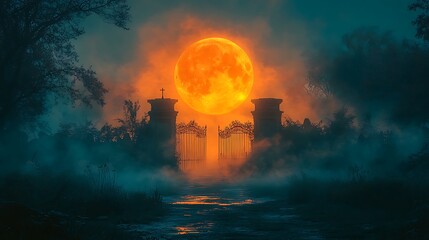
57 121 98 143
307 28 429 125
99 123 116 143
117 100 143 142
281 117 324 154
410 0 429 42
0 0 130 131
326 108 355 140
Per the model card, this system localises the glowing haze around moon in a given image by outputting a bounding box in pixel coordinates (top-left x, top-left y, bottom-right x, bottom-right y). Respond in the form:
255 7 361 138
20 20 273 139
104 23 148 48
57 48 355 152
174 38 254 115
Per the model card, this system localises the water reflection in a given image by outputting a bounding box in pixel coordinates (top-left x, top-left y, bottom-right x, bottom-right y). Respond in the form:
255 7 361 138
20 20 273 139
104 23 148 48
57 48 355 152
172 195 254 206
166 182 257 236
176 226 198 235
176 221 216 235
118 173 320 239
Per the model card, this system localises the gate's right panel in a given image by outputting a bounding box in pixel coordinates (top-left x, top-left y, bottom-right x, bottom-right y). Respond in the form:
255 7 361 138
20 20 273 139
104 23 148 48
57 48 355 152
218 121 254 161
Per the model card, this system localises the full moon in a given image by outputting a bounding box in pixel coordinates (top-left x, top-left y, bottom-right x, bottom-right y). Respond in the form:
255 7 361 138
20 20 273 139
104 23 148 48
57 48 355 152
174 38 254 115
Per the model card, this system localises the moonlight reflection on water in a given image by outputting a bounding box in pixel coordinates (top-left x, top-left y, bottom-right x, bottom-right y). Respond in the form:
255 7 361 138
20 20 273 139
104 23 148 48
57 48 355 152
119 171 323 239
172 195 254 206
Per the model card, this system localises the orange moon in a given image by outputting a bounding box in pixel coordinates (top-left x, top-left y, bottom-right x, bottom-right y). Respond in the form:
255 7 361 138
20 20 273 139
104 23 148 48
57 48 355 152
174 38 254 115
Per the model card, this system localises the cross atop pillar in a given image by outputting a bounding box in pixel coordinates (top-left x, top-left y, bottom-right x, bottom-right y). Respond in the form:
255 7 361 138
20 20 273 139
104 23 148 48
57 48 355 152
160 88 165 99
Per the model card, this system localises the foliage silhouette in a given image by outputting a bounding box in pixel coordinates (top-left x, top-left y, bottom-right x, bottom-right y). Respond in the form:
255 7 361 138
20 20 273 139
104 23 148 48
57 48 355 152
307 28 429 125
410 0 429 42
0 0 130 131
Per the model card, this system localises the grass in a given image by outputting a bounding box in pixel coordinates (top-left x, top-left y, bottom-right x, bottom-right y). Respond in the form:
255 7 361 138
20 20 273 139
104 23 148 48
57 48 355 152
0 171 166 239
286 176 429 239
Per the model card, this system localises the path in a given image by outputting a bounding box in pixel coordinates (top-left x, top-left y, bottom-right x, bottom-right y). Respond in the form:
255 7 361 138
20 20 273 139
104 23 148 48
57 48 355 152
120 172 324 239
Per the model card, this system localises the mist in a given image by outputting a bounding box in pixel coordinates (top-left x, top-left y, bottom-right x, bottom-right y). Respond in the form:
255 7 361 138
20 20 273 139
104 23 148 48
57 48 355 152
2 0 429 239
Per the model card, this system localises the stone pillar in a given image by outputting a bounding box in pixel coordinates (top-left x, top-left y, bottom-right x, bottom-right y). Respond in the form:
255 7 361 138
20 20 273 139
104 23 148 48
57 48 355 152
147 98 178 160
251 98 283 141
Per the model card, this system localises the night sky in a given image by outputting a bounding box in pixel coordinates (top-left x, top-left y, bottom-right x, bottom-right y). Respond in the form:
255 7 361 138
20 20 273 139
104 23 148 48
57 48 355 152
46 0 416 129
35 0 414 162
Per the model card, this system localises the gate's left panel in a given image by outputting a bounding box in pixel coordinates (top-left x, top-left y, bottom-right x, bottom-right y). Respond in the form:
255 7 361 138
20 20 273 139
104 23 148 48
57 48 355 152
176 121 207 170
